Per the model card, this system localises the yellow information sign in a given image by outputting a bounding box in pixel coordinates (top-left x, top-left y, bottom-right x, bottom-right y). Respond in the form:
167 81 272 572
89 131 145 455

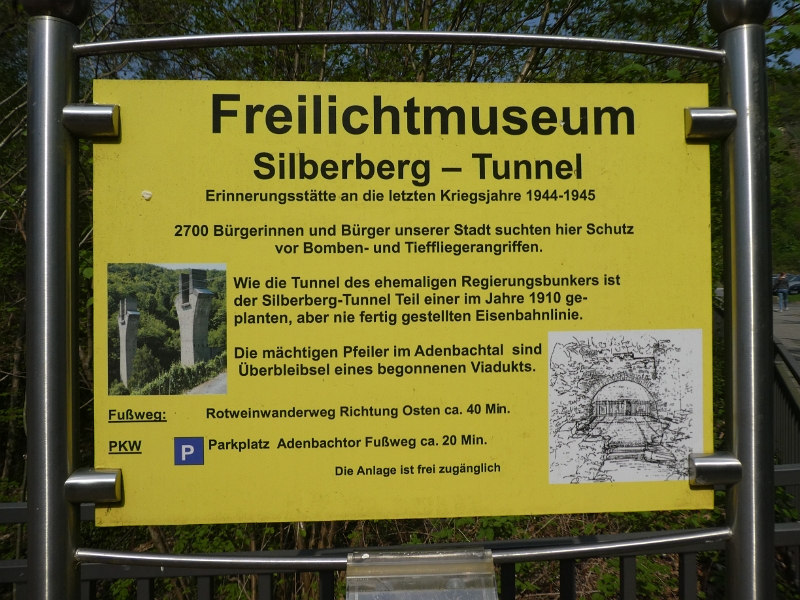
94 81 712 526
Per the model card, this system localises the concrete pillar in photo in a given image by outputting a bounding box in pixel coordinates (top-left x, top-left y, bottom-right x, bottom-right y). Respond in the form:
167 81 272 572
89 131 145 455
118 296 140 387
175 269 214 366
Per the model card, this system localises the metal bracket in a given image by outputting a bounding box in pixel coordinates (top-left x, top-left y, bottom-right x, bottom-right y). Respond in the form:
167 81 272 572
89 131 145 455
62 104 120 138
64 467 122 503
684 107 737 141
688 451 742 486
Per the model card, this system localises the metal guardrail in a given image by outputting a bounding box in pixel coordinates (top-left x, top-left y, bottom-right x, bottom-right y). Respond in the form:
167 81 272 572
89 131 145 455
771 339 800 588
776 340 800 384
774 348 800 482
0 300 792 599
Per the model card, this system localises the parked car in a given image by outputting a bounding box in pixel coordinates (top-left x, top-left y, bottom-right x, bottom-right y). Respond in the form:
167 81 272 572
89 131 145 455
789 275 800 294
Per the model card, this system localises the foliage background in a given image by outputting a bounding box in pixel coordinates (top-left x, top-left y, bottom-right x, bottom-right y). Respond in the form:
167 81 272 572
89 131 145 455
0 0 799 598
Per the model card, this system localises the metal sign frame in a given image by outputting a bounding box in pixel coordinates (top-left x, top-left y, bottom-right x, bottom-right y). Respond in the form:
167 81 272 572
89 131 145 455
22 0 774 597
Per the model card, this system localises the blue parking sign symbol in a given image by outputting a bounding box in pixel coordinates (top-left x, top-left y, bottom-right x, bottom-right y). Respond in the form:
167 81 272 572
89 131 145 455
174 437 204 465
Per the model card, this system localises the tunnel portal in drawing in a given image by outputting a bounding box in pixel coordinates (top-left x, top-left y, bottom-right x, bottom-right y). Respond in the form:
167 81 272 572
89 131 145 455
549 330 703 484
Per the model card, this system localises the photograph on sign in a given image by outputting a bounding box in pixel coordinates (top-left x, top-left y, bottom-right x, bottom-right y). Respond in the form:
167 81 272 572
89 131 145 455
92 81 713 526
108 263 227 396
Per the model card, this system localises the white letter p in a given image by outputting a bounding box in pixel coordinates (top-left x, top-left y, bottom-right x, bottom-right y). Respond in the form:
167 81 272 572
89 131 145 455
181 445 195 461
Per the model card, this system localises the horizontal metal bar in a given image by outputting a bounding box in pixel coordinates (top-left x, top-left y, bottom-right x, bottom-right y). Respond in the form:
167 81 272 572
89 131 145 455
75 548 348 571
0 503 93 523
74 527 731 570
774 464 800 486
775 522 800 547
72 31 724 62
0 560 284 584
81 563 283 579
0 559 26 583
0 503 29 524
491 527 731 562
488 530 726 555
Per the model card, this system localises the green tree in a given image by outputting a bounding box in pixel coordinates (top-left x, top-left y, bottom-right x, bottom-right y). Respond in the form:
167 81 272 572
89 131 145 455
108 380 130 396
128 344 161 390
771 75 800 271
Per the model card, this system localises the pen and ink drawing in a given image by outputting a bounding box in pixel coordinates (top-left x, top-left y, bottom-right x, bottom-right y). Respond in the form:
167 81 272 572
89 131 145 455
548 329 703 484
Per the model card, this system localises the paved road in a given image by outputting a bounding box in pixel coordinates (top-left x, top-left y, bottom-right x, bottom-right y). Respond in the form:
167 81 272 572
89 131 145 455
186 371 227 395
775 301 800 361
719 289 800 363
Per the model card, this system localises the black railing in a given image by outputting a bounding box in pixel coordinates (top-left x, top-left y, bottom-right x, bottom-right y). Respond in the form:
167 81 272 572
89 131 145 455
0 493 799 599
0 301 797 599
772 338 800 586
774 340 800 512
0 515 742 600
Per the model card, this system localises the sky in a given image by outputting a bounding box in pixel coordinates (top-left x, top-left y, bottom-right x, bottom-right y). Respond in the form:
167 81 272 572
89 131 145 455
772 4 800 65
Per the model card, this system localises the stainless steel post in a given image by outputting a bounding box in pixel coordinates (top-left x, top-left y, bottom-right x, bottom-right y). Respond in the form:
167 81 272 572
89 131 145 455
25 12 81 600
708 0 774 597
